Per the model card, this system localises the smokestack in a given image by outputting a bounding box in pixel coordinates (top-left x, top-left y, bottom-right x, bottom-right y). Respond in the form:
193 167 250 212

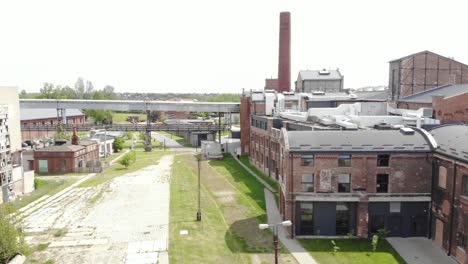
71 127 79 145
278 12 291 93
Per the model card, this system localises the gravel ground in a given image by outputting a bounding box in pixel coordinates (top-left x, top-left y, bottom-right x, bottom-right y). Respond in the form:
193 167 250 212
23 155 174 264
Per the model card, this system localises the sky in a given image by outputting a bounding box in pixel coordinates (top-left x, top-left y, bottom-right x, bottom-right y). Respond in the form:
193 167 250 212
0 0 467 94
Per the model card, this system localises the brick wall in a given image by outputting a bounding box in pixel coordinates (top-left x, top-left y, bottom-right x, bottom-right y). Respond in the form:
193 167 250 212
433 92 468 123
240 96 251 154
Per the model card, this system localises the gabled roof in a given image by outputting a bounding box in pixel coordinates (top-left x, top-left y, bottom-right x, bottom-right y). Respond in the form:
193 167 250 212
298 70 343 81
398 84 468 104
389 50 468 67
20 108 84 121
429 124 468 163
286 129 432 153
35 144 85 152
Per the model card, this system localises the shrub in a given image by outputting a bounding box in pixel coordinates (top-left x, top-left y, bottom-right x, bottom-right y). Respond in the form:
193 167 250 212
118 151 136 168
125 132 133 140
0 206 29 263
331 240 340 253
371 235 379 252
112 137 124 153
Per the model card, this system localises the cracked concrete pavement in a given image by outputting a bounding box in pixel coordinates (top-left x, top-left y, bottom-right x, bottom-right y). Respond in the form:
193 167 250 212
21 155 174 264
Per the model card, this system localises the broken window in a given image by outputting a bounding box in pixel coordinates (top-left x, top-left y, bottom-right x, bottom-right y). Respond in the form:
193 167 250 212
300 154 314 166
457 232 466 248
301 174 314 192
376 174 389 193
377 155 390 167
438 166 447 189
338 174 350 192
463 175 468 197
338 154 351 167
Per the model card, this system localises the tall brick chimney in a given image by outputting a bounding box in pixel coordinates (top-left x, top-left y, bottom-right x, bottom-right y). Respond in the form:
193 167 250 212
278 12 291 93
71 127 79 145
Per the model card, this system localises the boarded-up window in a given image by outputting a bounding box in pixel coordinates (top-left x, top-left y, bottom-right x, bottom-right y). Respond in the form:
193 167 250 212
438 166 447 189
38 160 48 173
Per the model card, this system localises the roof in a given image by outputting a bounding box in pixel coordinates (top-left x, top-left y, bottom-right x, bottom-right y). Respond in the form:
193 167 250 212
20 108 84 121
35 144 85 152
429 124 468 163
354 91 390 101
286 129 432 153
298 70 343 81
389 50 468 67
398 84 468 104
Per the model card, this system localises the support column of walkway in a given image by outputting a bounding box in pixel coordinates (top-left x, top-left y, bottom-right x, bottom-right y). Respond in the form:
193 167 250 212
145 110 152 152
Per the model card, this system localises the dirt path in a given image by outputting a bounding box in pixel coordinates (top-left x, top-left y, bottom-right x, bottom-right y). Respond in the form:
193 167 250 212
24 155 174 264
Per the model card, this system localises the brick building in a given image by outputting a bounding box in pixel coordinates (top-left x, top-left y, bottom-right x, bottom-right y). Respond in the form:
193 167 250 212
429 125 468 263
389 50 468 100
271 128 433 238
21 108 85 140
33 140 99 174
295 69 344 93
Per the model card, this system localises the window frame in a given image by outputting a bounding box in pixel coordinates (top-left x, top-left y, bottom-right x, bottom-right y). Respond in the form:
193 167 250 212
377 154 390 167
438 165 447 189
337 173 351 193
300 154 314 167
338 154 352 167
376 174 389 193
301 174 314 192
463 175 468 197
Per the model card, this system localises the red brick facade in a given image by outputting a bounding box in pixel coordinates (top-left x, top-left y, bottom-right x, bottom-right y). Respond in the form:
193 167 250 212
432 156 468 263
21 115 85 140
432 92 468 123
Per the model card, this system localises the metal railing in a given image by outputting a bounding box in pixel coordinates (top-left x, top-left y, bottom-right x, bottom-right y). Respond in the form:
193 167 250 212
21 123 231 132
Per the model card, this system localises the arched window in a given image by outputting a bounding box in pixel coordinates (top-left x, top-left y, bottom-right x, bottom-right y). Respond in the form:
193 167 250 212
438 166 447 189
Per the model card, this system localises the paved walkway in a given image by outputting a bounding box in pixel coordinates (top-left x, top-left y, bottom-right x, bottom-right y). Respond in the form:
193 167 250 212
264 189 318 264
387 237 458 264
151 132 194 152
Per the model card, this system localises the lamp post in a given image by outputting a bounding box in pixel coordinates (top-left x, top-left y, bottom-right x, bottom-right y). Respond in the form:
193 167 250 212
259 220 292 264
195 152 202 221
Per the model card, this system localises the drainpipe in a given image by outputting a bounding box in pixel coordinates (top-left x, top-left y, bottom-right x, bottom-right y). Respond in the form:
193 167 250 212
290 153 294 237
447 161 457 256
428 158 438 239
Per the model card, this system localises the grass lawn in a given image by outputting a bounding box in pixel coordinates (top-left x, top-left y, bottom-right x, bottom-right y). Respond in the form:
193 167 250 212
77 149 171 188
169 153 296 264
299 239 406 264
112 112 146 124
238 155 279 193
158 131 194 147
7 178 78 210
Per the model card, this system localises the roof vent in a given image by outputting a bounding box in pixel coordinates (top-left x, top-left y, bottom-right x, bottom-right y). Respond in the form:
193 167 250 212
374 123 394 130
319 69 330 75
400 127 415 135
312 91 325 95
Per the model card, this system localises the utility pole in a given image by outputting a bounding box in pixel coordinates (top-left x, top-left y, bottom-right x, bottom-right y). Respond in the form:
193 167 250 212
196 153 202 221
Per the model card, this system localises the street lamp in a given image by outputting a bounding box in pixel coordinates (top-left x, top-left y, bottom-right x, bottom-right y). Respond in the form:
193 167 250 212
259 220 292 264
194 152 202 221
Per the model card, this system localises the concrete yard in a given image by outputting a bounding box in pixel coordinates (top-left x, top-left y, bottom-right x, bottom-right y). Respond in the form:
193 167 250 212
21 155 174 264
387 237 458 264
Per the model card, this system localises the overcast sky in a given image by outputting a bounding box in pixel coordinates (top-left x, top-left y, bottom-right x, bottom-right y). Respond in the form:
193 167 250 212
1 0 467 94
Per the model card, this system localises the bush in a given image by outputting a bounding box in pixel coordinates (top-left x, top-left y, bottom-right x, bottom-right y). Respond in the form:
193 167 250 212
125 132 133 140
0 206 29 263
118 151 136 168
34 178 46 190
112 137 124 153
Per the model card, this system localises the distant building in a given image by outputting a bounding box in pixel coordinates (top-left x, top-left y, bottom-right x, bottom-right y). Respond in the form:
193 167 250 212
397 84 468 123
389 50 468 100
21 108 85 140
295 69 344 93
429 124 468 263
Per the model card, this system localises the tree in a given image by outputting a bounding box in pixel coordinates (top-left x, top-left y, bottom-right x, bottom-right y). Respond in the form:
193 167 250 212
75 77 85 99
112 137 124 153
84 81 94 99
149 111 163 122
102 85 116 99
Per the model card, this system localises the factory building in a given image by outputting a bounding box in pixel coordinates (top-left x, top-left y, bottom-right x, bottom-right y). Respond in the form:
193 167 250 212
295 69 344 93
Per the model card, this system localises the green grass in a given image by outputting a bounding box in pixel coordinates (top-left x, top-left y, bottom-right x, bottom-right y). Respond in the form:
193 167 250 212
158 131 194 147
169 154 295 263
36 243 50 251
238 155 279 193
101 152 121 163
299 239 406 264
77 149 171 187
113 112 146 124
7 178 78 210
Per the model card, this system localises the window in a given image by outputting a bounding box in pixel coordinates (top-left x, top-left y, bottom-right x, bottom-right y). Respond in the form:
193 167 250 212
301 174 314 192
376 174 389 193
336 203 350 235
38 160 48 173
338 154 351 167
299 202 314 235
438 166 447 189
338 174 350 192
463 176 468 197
390 202 401 213
457 232 466 248
301 154 314 166
370 215 385 233
377 155 390 167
